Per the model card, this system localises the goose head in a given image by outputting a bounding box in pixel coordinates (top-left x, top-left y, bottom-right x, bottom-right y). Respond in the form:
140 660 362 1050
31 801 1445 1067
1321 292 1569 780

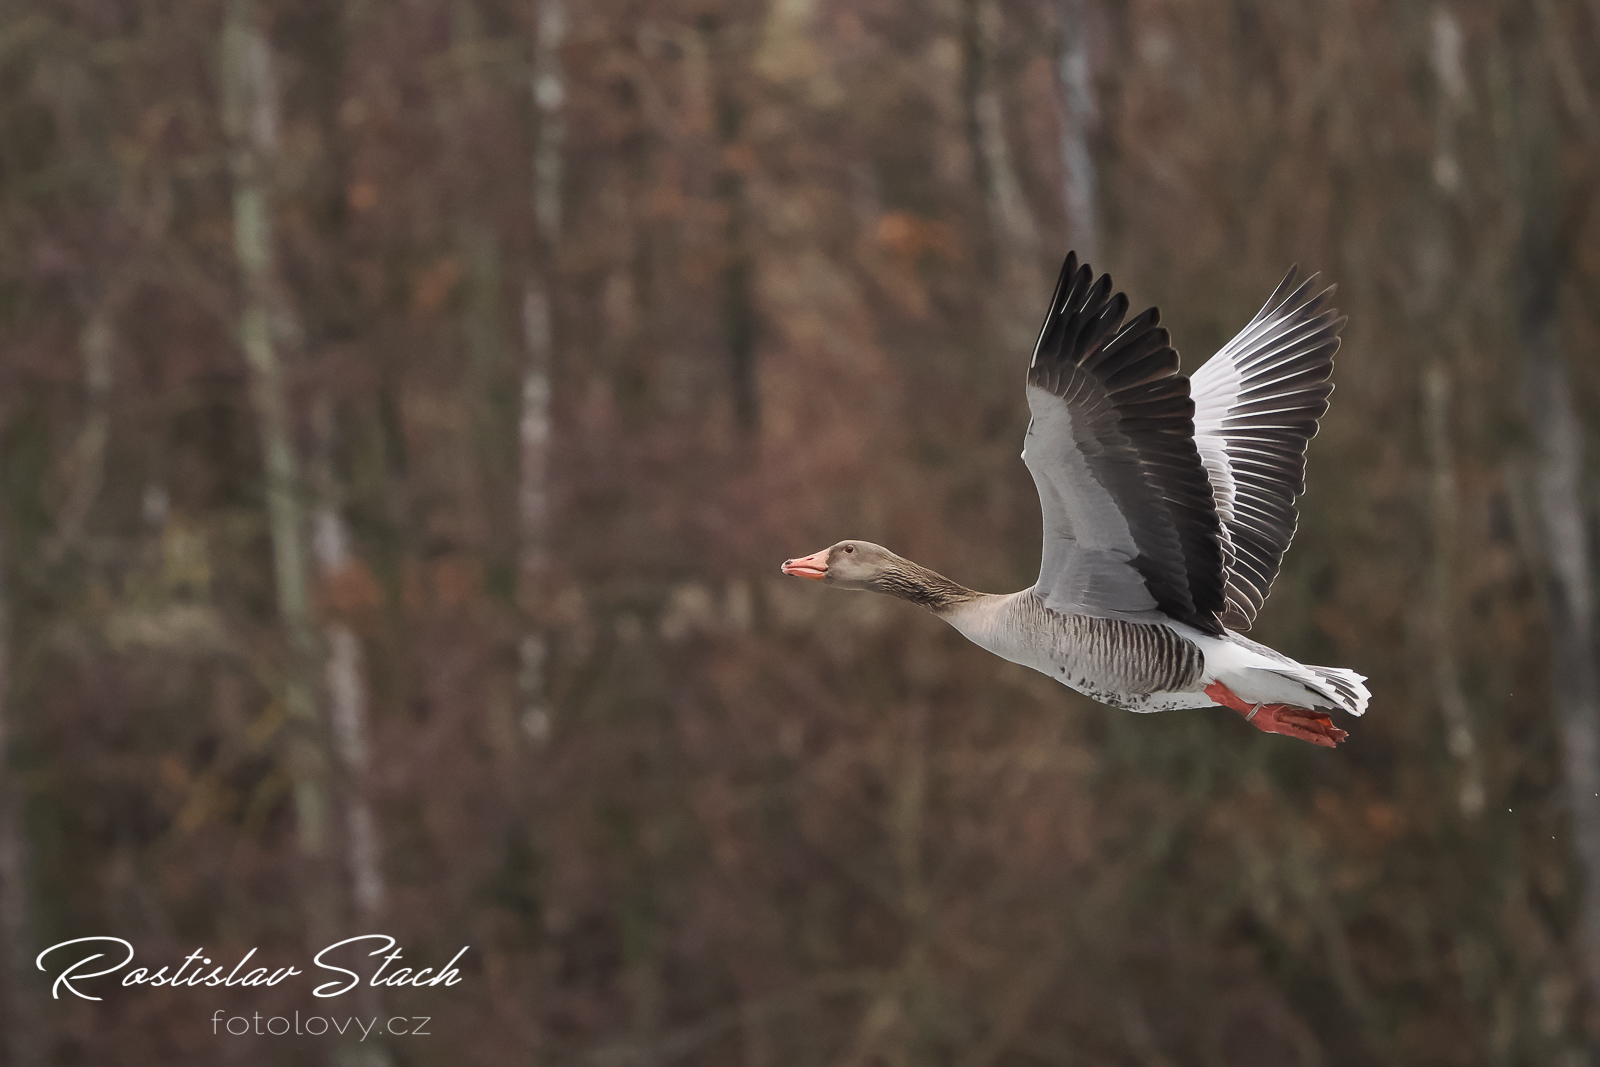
781 540 897 590
781 541 979 613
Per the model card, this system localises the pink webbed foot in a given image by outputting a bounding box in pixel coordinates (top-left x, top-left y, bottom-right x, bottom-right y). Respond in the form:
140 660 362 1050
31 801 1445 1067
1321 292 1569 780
1204 681 1348 749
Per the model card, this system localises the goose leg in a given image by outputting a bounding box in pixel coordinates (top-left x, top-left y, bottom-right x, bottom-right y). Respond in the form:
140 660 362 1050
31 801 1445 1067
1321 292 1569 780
1203 681 1348 748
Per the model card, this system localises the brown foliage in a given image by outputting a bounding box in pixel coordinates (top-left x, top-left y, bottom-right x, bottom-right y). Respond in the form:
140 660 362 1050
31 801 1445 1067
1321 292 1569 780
0 0 1599 1065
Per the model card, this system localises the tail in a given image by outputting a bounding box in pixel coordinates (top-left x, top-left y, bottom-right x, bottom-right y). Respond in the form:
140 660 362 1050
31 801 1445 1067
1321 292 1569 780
1299 665 1370 718
1205 630 1370 718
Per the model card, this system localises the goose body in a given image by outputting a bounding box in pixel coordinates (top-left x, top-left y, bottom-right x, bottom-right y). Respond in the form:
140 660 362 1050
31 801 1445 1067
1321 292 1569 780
783 254 1370 746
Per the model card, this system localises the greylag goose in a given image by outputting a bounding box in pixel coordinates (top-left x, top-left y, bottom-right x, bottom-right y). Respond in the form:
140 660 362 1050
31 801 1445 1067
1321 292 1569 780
782 253 1369 747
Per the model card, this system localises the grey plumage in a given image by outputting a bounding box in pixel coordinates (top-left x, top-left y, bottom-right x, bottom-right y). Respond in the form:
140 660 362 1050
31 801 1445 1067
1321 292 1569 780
1024 253 1228 636
1191 269 1343 629
879 559 981 612
1006 593 1205 699
782 252 1370 738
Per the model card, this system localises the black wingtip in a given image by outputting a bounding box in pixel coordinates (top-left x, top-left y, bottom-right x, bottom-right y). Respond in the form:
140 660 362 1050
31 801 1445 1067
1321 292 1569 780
1034 253 1083 366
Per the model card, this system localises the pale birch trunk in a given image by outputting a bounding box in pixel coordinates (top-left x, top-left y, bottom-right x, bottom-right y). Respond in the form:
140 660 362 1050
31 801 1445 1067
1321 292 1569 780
0 527 35 1066
311 401 385 924
1052 0 1098 262
222 0 337 941
518 0 565 743
1524 324 1600 1002
966 0 1038 256
963 0 1042 345
1417 7 1481 817
47 300 117 563
1505 19 1600 1002
1429 6 1465 196
1421 368 1482 816
311 404 391 1067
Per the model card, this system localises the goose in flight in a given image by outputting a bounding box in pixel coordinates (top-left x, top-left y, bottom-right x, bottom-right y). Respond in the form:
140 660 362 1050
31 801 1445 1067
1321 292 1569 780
782 253 1369 747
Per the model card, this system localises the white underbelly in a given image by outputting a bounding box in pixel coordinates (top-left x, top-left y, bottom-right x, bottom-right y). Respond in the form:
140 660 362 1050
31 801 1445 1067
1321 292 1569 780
1049 667 1215 713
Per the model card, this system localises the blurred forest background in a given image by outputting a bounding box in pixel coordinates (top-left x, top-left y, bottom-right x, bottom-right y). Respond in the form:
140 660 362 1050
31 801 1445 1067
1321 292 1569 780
2 0 1600 1065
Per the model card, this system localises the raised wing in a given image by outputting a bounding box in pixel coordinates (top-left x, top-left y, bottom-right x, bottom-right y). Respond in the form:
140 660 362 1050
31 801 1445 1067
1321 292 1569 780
1191 268 1343 629
1023 254 1226 636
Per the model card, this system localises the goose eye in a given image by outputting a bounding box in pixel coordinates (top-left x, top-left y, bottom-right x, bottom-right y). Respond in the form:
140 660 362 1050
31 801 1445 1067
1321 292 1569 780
843 545 854 553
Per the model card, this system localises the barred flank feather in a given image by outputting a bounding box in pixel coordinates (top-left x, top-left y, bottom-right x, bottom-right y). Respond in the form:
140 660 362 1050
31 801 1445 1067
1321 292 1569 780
1012 593 1205 694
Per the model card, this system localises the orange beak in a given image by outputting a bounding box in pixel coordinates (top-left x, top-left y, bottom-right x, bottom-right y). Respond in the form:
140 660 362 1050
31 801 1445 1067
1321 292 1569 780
781 549 829 580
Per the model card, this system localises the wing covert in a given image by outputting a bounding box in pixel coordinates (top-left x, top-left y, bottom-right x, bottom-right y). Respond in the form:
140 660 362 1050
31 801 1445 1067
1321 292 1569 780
1022 254 1226 635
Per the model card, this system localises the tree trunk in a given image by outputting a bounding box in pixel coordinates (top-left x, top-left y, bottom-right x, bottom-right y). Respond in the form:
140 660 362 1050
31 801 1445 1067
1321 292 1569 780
1421 366 1483 816
1419 6 1481 817
47 297 118 564
705 12 759 434
311 400 391 1067
894 703 936 1065
1525 321 1600 1006
962 0 1042 343
221 0 338 944
0 526 35 1067
1052 0 1099 262
311 400 385 924
1507 10 1600 1012
518 0 565 744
